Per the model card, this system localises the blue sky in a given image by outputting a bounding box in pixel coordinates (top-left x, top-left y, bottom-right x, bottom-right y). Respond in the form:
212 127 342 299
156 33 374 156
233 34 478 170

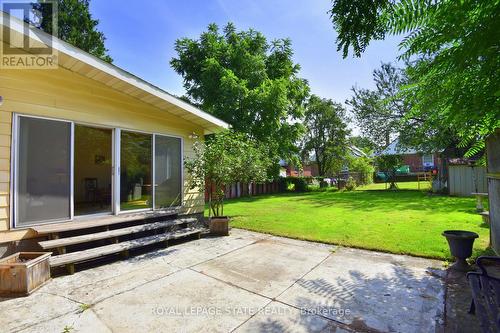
90 0 401 113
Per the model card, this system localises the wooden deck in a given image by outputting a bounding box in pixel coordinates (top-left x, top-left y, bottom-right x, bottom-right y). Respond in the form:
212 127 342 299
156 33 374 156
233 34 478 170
31 210 179 235
31 210 206 274
38 218 197 249
49 227 203 267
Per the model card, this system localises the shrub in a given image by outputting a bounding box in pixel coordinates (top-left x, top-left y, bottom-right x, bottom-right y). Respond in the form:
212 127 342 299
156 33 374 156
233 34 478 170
291 177 308 192
279 177 309 192
303 176 316 185
349 157 375 185
345 177 357 191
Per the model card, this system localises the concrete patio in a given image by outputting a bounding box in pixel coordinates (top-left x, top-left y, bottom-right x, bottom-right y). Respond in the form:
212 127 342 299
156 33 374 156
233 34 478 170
1 229 446 333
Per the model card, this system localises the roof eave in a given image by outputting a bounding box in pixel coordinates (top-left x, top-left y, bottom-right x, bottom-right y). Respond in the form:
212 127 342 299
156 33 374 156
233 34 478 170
1 12 229 132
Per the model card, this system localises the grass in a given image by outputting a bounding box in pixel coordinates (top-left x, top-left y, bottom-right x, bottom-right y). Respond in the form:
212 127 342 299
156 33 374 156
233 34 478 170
219 182 489 260
120 195 151 210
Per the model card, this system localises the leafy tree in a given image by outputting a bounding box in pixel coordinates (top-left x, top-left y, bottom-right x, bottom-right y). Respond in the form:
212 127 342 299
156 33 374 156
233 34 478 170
330 0 500 157
348 62 457 152
347 63 410 149
171 23 310 169
184 130 271 217
375 154 403 190
35 0 112 63
303 95 350 176
349 136 377 155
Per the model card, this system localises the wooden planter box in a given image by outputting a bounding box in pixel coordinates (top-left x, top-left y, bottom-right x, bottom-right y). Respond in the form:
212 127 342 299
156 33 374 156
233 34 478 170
0 252 52 297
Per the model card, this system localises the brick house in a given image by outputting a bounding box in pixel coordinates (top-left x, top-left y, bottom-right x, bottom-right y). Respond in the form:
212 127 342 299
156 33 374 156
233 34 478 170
378 139 440 173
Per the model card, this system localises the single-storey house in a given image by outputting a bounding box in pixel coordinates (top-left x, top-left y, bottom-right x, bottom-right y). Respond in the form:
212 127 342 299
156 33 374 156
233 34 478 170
0 13 228 259
377 139 440 173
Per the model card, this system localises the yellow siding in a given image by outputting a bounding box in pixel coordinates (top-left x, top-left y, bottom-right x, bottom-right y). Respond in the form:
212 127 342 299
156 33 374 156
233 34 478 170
0 110 11 234
0 68 206 242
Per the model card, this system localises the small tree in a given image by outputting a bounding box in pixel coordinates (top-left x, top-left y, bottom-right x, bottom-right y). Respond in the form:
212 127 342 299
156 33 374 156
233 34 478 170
348 156 375 185
376 155 403 190
184 131 271 217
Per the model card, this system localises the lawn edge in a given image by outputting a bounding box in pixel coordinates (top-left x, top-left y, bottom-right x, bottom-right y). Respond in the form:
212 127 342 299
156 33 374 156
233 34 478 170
232 226 453 261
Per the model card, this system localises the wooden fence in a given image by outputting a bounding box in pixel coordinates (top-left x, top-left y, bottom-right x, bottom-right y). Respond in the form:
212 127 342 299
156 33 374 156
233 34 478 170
205 181 282 202
448 165 488 196
486 129 500 254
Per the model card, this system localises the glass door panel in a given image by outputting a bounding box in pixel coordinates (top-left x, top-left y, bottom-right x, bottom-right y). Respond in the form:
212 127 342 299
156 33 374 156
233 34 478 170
16 116 71 226
74 125 113 216
120 131 152 210
154 135 182 208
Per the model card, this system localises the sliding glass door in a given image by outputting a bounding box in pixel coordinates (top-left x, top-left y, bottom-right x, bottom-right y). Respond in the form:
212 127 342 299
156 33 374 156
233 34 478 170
74 125 113 216
13 115 184 227
118 132 182 212
120 131 153 211
154 135 182 208
15 116 72 226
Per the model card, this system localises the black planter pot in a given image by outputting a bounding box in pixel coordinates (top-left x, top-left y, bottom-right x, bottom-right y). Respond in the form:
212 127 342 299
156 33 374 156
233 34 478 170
442 230 479 271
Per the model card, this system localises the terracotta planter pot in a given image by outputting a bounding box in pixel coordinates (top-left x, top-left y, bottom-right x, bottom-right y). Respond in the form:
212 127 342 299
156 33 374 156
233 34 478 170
210 216 230 236
442 230 478 271
0 252 52 297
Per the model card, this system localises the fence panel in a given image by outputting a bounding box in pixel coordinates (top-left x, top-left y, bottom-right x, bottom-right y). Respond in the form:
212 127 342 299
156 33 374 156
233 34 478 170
207 180 282 202
448 165 488 196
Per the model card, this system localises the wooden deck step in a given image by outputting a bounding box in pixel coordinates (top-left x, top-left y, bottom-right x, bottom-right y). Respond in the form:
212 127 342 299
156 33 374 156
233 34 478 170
38 218 197 249
31 210 178 235
50 227 204 267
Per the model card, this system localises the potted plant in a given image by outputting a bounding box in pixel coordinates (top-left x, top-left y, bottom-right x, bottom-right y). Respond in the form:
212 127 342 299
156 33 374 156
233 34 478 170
442 230 479 271
185 130 271 236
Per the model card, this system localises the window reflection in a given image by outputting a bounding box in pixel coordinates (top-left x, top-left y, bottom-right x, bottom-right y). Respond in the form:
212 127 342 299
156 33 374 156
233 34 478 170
120 131 152 210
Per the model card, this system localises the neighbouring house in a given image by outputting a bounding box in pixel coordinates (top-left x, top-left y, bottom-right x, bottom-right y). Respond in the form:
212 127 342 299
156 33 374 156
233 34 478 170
279 159 313 177
377 139 440 173
0 14 228 259
296 145 367 177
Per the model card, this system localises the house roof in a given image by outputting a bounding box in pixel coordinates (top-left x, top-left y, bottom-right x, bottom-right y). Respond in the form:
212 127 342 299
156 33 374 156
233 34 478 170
377 138 417 156
348 145 367 158
0 12 229 134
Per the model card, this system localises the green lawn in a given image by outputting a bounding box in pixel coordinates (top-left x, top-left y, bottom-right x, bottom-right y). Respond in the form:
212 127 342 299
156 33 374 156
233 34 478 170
219 182 489 260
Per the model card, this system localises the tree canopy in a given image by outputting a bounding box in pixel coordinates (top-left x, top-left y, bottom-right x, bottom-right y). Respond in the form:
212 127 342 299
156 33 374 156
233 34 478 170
35 0 112 63
347 63 411 149
330 0 500 157
302 95 350 176
171 23 310 168
347 62 459 153
349 136 377 155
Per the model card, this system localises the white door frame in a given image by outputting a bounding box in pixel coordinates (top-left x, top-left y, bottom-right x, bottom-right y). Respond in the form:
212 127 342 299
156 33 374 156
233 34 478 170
11 114 74 228
11 114 185 229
